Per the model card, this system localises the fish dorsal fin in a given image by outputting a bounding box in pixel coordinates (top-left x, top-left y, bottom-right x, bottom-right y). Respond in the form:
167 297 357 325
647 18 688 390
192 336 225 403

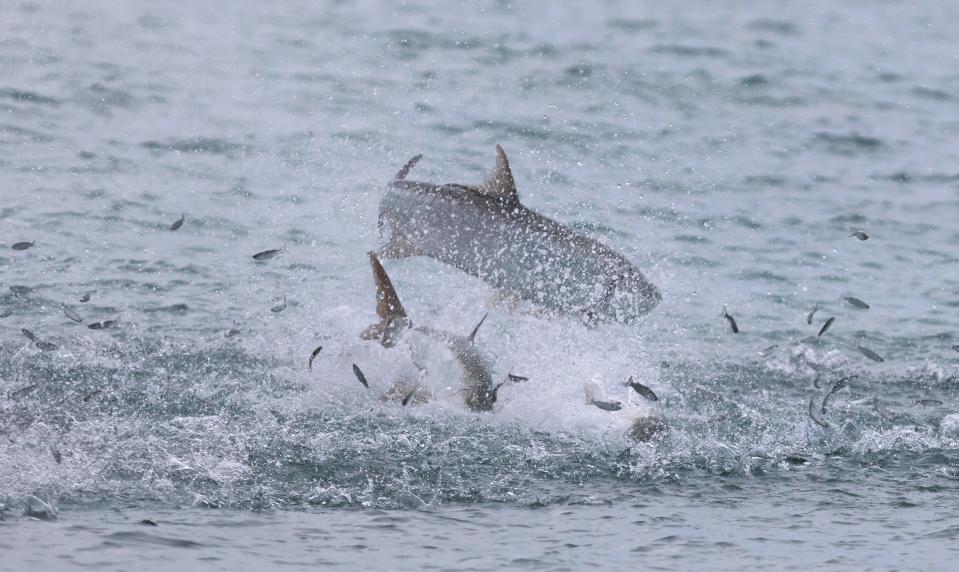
368 252 409 347
477 145 518 201
370 252 407 322
467 312 488 343
394 154 422 181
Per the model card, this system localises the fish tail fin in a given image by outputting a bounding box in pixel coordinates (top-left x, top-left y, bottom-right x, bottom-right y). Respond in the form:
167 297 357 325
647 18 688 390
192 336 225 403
394 154 423 181
624 375 633 387
367 252 409 347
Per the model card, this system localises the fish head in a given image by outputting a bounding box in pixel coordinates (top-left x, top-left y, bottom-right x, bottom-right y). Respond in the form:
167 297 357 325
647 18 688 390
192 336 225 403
582 268 661 325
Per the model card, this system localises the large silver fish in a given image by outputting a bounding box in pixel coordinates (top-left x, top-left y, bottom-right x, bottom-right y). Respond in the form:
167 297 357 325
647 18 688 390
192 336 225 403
377 145 661 325
363 252 498 412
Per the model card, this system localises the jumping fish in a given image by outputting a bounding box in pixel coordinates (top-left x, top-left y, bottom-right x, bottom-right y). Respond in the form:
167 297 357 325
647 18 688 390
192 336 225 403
62 307 82 323
79 292 91 303
808 396 830 428
625 376 658 401
352 363 370 389
170 214 185 231
759 344 779 357
12 241 34 250
88 319 118 330
507 373 529 383
363 252 499 412
818 317 835 338
856 345 884 362
849 230 869 241
591 399 623 412
915 399 943 407
821 376 852 414
270 296 287 313
843 296 870 309
721 305 739 333
308 345 323 370
376 146 661 325
21 329 38 342
252 247 286 261
806 303 818 325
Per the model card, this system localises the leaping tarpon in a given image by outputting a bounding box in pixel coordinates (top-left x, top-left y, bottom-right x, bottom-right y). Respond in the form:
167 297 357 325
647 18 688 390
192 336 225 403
376 145 661 325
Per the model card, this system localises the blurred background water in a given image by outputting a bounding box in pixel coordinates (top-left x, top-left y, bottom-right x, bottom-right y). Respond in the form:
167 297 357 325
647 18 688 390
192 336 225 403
1 0 958 569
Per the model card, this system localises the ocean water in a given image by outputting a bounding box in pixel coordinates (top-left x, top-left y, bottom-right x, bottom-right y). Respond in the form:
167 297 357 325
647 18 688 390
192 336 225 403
2 0 958 569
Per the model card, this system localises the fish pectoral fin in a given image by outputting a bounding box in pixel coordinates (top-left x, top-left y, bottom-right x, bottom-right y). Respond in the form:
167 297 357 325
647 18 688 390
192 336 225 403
378 231 420 259
476 144 519 202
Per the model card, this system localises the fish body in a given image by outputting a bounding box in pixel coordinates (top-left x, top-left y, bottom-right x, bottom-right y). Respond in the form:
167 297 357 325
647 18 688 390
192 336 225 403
21 328 38 342
591 399 623 412
417 323 498 411
35 341 58 352
721 305 739 333
625 376 658 401
253 247 285 261
271 296 287 313
364 252 498 411
63 307 82 323
0 308 12 318
10 285 34 295
806 303 818 325
88 319 118 330
79 293 91 303
808 396 830 427
352 363 370 389
12 241 34 250
849 230 869 241
915 399 943 407
818 317 835 338
821 376 852 414
170 215 185 231
225 329 241 338
856 345 884 362
308 345 323 370
377 146 660 325
843 296 870 309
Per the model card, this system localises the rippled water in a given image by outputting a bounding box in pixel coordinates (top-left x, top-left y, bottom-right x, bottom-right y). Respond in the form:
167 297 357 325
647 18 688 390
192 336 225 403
2 0 958 569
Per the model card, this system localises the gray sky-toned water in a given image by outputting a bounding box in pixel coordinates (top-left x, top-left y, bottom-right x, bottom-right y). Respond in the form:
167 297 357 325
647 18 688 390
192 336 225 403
1 1 958 569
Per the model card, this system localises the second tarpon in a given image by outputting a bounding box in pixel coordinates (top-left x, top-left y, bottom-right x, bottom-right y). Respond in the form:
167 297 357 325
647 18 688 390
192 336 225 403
376 145 661 325
364 252 498 412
